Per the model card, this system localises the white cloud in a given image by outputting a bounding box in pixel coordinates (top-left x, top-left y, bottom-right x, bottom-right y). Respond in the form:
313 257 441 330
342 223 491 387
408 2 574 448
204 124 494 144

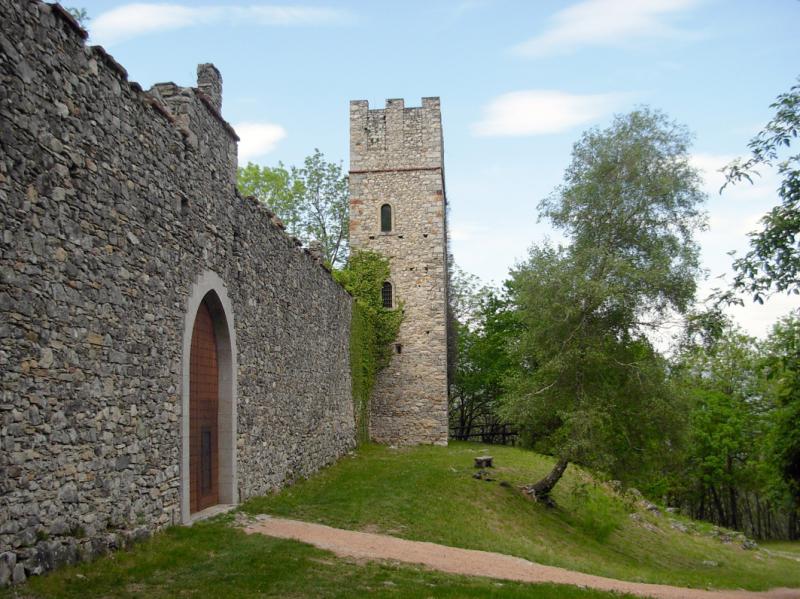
707 211 762 238
690 152 733 193
690 152 792 339
92 3 350 46
449 222 488 242
241 6 347 25
691 152 780 204
512 0 700 58
692 151 779 261
449 221 532 286
452 0 491 17
472 90 625 137
234 122 287 164
696 277 798 340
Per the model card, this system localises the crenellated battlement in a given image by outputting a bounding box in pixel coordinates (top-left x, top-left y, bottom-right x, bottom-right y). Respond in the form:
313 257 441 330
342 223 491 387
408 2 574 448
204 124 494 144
350 97 444 173
39 1 240 176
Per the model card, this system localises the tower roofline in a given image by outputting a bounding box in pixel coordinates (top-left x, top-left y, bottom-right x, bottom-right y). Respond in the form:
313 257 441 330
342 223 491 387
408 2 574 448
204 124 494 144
349 97 441 111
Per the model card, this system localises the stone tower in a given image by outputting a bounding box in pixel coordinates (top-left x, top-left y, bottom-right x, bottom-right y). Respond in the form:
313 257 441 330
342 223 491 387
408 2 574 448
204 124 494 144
349 97 449 446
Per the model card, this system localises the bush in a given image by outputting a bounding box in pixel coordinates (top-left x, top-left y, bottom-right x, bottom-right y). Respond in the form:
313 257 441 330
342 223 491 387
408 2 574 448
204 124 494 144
569 483 627 542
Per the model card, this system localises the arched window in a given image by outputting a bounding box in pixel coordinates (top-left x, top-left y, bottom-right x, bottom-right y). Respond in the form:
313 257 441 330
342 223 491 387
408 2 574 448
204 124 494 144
380 204 392 232
382 282 393 308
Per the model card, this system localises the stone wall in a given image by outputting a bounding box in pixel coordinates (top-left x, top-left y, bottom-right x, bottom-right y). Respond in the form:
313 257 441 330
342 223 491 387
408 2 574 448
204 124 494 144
349 98 449 445
0 1 354 585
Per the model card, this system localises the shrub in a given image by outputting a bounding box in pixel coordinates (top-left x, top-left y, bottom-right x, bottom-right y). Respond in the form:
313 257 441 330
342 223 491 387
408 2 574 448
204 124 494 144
569 482 627 542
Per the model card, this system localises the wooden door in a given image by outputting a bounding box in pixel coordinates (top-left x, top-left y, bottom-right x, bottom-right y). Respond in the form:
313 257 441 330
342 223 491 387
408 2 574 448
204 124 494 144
190 299 219 513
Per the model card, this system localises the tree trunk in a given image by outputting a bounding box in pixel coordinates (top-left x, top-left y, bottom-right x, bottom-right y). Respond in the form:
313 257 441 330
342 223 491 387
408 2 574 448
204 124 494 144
456 395 469 440
766 507 772 538
698 488 706 520
742 492 754 538
524 458 569 506
464 402 476 441
726 455 738 530
754 495 763 539
710 485 727 527
728 484 738 530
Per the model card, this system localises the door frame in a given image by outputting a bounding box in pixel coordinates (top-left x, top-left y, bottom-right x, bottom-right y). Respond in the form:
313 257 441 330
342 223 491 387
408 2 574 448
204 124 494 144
180 270 237 524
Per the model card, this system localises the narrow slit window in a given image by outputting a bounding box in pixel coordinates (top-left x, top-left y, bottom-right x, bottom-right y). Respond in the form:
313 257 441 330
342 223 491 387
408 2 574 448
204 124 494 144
382 282 393 308
380 204 392 232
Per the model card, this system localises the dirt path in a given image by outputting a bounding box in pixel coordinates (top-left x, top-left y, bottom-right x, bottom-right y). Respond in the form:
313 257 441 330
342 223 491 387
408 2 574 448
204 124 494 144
244 515 800 599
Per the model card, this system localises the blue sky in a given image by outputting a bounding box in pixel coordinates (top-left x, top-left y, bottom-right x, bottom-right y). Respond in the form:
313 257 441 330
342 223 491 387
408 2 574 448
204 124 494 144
78 0 799 338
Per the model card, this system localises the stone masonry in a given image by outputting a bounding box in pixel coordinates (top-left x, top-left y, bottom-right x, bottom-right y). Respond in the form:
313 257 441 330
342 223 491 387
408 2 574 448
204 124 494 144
349 98 449 445
1 1 355 585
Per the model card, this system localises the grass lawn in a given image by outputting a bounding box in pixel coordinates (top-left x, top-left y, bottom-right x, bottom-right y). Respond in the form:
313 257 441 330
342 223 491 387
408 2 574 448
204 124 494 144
242 442 800 591
0 514 629 599
761 541 800 558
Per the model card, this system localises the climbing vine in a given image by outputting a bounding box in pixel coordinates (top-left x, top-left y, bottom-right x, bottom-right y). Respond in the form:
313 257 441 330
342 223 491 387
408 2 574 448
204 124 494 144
334 251 403 444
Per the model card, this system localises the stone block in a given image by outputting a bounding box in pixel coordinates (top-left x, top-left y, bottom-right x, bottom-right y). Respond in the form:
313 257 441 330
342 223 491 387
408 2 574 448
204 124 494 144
0 552 16 587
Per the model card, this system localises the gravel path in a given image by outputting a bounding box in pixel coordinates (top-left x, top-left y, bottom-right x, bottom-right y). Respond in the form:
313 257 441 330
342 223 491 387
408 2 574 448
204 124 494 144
244 515 800 599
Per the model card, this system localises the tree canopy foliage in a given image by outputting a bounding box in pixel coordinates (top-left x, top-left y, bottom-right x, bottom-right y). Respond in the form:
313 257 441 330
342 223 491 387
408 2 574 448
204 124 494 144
722 77 800 302
448 266 519 443
448 275 800 537
669 312 800 539
762 313 800 528
238 161 304 234
238 149 349 267
500 108 707 499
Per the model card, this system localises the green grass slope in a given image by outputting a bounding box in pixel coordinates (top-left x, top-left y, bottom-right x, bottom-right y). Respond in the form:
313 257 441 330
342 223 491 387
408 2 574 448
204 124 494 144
1 515 629 599
243 442 800 591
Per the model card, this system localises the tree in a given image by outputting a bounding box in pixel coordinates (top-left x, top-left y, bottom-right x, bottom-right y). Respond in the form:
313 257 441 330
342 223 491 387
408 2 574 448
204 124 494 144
295 149 349 268
237 149 349 267
447 263 481 394
66 7 90 27
675 328 765 532
449 284 519 443
502 108 707 502
664 317 800 539
763 311 800 538
448 264 484 328
238 162 304 234
722 77 800 303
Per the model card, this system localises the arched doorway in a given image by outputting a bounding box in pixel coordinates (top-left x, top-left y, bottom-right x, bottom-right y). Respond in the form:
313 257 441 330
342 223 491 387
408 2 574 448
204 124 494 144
190 298 219 512
181 272 237 523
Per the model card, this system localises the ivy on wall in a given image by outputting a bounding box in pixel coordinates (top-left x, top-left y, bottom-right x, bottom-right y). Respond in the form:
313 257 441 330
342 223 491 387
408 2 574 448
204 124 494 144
334 251 403 444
